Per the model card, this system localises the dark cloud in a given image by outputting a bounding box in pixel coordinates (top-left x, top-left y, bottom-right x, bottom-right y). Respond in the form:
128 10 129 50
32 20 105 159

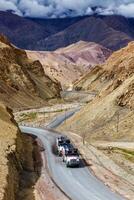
0 0 134 18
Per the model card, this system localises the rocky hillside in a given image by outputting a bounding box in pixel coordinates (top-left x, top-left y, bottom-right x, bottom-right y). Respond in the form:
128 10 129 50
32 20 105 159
56 41 111 67
27 41 111 88
0 103 41 200
0 35 61 110
59 42 134 141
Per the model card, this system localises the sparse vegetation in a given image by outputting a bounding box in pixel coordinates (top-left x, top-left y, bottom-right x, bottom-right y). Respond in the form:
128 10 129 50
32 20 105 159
114 148 134 162
19 112 37 122
99 146 134 163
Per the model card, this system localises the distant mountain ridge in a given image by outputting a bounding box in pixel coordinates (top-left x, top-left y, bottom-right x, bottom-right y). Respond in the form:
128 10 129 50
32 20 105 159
26 41 111 87
0 11 86 50
37 16 133 51
0 11 134 51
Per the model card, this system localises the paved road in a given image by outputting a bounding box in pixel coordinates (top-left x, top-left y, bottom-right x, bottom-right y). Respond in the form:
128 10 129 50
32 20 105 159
20 111 124 200
61 91 96 103
61 90 97 96
45 108 80 129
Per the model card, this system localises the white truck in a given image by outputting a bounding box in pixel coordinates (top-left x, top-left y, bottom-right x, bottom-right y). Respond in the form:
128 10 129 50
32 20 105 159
63 149 80 167
56 136 80 167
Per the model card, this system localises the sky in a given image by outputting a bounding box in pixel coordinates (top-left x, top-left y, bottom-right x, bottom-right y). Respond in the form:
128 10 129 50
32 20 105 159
0 0 134 18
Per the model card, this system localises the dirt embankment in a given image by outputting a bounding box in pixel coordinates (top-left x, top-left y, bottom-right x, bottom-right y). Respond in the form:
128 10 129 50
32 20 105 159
0 103 42 200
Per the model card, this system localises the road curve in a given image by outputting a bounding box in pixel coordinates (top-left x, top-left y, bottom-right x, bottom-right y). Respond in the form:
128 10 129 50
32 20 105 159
20 112 124 200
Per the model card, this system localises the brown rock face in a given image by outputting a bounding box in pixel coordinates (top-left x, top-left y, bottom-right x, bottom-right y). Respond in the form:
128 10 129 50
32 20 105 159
27 41 111 88
0 104 37 200
75 42 134 96
0 35 61 110
60 42 134 141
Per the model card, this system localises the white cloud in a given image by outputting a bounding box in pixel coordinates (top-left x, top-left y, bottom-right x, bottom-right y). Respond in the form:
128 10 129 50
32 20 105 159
0 0 22 15
18 0 54 17
0 0 134 18
117 3 134 18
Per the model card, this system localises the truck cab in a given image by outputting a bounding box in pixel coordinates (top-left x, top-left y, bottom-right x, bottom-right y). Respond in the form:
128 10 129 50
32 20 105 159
56 136 71 156
62 143 74 160
58 143 69 156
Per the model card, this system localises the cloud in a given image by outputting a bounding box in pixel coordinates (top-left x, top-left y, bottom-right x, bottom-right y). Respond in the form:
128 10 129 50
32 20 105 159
0 0 22 15
0 0 134 18
117 3 134 18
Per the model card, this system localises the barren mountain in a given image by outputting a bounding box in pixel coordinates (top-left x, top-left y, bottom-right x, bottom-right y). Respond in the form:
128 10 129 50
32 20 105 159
27 41 111 88
101 15 134 38
56 41 111 66
0 11 134 51
0 11 85 50
0 35 61 110
35 16 133 51
59 42 134 141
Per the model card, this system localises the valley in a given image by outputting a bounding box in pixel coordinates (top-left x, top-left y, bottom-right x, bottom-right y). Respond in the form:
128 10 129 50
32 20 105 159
0 9 134 200
13 87 133 199
1 101 134 200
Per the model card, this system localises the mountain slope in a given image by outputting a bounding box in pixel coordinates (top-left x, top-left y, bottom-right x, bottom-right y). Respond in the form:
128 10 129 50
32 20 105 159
101 15 134 38
56 41 111 66
59 42 134 141
0 11 86 50
36 16 133 51
26 41 111 87
0 35 61 110
0 11 50 50
0 11 134 51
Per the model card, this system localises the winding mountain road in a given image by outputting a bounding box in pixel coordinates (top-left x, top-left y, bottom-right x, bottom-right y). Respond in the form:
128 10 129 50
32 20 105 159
20 110 124 200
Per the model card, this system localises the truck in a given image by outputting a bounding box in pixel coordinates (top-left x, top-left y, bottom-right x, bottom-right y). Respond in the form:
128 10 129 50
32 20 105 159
56 136 70 156
56 136 80 167
58 143 69 156
62 143 74 159
63 149 80 168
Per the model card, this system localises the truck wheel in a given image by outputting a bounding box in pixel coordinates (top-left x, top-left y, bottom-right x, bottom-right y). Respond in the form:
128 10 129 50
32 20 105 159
66 163 69 168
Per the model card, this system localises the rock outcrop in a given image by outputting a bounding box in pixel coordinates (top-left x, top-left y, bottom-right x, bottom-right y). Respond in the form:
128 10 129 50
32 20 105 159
0 35 61 110
0 103 41 200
